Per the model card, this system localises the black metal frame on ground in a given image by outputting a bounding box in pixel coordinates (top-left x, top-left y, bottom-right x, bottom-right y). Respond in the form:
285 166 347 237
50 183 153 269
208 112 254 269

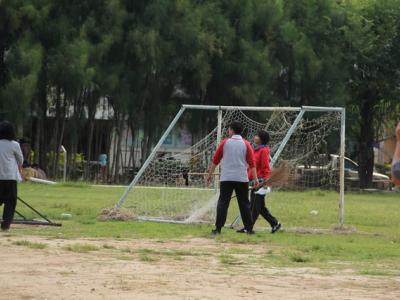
2 197 62 227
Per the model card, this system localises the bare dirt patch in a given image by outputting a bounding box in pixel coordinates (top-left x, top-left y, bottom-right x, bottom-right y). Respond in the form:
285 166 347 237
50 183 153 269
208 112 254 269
0 235 399 300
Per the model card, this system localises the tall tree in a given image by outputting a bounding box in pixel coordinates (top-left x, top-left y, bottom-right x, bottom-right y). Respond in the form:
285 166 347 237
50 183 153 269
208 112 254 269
343 0 400 188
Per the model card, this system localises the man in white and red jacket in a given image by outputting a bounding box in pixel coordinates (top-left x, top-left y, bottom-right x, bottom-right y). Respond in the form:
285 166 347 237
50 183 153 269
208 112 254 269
207 121 259 235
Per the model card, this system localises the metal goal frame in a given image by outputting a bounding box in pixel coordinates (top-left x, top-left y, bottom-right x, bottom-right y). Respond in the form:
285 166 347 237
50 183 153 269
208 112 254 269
116 105 346 226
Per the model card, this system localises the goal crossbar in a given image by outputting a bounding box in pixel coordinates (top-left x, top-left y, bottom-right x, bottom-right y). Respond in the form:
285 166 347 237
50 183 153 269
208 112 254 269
182 104 344 112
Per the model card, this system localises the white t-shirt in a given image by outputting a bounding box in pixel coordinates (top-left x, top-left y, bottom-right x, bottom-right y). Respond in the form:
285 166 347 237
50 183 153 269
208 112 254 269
0 139 23 181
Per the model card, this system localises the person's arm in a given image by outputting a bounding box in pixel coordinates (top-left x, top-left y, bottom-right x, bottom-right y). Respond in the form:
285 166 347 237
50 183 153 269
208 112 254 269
207 139 226 184
392 122 400 186
260 147 270 181
13 142 24 178
207 163 217 184
14 142 24 168
245 141 259 188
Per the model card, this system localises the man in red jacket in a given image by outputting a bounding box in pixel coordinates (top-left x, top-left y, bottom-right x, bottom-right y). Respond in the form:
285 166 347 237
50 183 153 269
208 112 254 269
207 121 258 235
238 130 281 234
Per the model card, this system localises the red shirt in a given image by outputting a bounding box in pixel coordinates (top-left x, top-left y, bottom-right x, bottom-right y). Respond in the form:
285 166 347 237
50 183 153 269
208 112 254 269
248 145 271 180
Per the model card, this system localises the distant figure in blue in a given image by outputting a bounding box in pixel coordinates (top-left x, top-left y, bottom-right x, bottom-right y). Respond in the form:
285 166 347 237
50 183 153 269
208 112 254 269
99 153 108 183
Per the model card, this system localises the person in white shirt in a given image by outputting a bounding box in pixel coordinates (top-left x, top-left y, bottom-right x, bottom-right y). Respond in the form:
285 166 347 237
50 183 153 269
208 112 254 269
0 121 23 231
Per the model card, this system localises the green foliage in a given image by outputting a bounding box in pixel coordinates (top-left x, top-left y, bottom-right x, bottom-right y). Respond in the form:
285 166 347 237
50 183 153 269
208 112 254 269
1 0 399 184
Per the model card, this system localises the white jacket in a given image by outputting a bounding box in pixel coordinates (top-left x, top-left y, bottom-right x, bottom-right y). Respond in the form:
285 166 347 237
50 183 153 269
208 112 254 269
0 139 23 181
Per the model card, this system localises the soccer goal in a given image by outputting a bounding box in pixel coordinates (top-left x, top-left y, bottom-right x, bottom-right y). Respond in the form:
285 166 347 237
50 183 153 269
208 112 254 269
115 105 345 227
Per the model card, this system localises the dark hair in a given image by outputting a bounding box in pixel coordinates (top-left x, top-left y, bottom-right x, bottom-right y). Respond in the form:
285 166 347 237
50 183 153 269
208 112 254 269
0 121 16 141
229 121 243 135
257 130 270 145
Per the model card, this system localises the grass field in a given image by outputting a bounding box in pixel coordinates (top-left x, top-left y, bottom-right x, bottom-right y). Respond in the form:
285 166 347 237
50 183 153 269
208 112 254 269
13 183 400 267
1 182 399 299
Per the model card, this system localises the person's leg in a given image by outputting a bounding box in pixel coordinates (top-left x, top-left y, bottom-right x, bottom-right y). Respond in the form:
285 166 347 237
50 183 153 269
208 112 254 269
0 180 4 206
235 182 253 232
237 189 259 232
259 195 281 233
215 181 234 231
1 181 17 230
251 192 263 226
260 202 278 227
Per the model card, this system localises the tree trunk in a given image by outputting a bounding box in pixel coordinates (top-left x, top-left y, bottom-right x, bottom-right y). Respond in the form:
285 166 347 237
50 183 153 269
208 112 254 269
37 56 48 170
358 99 375 188
113 116 124 183
54 96 66 180
127 117 136 177
54 113 66 180
51 87 62 178
0 43 7 89
85 116 95 180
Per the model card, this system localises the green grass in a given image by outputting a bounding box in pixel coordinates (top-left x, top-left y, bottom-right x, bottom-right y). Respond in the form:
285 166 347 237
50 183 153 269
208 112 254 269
219 254 243 265
139 254 160 262
10 183 400 271
12 240 48 249
63 243 99 253
102 244 116 249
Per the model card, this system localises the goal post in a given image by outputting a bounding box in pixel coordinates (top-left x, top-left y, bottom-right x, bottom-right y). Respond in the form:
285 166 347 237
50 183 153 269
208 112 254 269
115 104 346 227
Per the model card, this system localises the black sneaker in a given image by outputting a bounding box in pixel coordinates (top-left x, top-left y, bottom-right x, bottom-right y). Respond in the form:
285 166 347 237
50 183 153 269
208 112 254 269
211 228 221 235
271 223 281 234
246 229 255 235
236 228 246 233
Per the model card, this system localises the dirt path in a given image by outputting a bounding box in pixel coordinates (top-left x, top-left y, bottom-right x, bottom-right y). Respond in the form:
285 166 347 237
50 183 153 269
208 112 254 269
0 235 399 300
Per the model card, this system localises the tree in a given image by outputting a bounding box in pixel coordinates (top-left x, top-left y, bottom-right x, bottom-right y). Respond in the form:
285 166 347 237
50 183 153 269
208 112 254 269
343 0 400 188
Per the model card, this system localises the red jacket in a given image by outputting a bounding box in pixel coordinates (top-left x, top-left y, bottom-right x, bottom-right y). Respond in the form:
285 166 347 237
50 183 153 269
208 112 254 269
248 145 271 180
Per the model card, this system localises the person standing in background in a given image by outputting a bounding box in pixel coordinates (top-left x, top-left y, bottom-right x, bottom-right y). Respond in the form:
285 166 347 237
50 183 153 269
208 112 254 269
392 122 400 186
99 153 108 183
0 121 23 231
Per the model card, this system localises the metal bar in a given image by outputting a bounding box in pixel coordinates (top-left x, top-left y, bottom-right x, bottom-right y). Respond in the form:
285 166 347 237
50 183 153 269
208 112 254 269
182 104 344 112
10 219 62 226
116 106 187 207
214 109 223 190
17 197 55 224
61 145 67 182
15 210 27 220
270 109 306 167
301 106 344 112
339 108 346 226
182 104 301 111
136 216 209 224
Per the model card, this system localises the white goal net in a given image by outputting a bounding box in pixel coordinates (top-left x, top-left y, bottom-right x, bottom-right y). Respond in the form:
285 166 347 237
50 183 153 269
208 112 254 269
115 105 345 226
